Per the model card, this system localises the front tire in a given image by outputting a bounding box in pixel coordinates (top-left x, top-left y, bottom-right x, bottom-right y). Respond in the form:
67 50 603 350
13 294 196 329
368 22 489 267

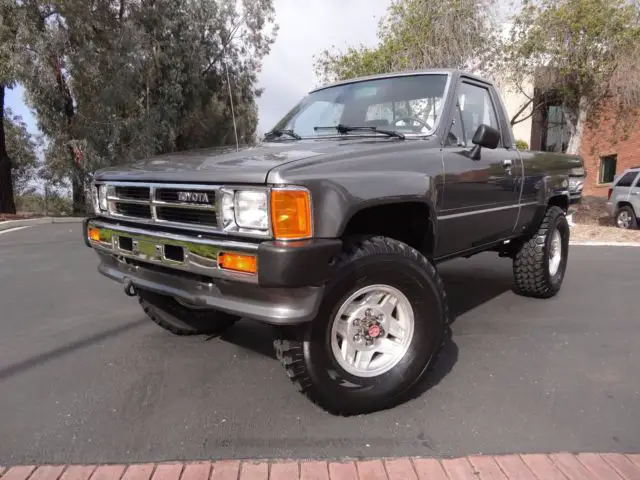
513 206 570 298
138 289 240 336
615 206 637 229
274 236 449 416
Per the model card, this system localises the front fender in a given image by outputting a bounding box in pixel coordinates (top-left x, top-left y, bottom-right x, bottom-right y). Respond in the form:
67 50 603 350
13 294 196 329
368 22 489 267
279 172 439 239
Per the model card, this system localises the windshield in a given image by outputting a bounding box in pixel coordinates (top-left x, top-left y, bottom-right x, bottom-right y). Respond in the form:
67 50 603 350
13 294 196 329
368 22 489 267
270 73 449 139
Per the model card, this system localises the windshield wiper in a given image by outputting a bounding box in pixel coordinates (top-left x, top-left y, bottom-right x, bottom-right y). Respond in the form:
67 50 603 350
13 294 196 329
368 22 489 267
313 124 405 139
264 128 301 140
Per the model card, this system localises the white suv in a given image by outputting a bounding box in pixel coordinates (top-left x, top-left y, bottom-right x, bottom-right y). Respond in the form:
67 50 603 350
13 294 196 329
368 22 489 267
606 167 640 229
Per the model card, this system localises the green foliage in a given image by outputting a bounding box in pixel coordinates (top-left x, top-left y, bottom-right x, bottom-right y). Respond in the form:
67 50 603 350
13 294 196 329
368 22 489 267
3 107 38 194
11 0 277 213
497 0 640 153
314 0 498 84
0 0 20 87
514 139 529 150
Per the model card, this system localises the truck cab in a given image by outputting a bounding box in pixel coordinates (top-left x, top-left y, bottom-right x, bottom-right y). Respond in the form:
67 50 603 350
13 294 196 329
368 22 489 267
84 69 581 415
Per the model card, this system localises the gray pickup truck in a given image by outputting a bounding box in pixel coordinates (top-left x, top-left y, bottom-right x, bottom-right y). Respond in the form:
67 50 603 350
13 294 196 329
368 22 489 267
84 69 583 415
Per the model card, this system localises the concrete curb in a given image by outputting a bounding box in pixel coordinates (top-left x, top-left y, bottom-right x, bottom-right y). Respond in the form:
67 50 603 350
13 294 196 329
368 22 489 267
0 217 84 231
1 453 640 479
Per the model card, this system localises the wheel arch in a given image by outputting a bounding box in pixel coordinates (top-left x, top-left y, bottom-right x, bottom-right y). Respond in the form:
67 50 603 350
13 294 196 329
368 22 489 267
339 200 438 258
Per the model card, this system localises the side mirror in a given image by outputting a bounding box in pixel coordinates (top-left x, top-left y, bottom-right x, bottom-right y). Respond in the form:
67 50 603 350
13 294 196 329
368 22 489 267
469 124 501 160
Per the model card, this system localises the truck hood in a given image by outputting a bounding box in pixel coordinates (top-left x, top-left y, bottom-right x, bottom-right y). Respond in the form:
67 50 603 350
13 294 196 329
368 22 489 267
93 138 411 184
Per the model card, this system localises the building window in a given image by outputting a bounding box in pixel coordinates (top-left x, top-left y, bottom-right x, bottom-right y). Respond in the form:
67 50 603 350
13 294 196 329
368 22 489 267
599 154 617 184
543 105 570 153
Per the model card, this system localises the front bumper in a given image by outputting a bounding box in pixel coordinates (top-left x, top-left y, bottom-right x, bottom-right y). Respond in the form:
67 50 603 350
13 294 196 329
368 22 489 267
84 218 342 324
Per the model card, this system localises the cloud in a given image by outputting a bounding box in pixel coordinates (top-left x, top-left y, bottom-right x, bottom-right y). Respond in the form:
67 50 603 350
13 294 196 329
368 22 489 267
255 0 390 134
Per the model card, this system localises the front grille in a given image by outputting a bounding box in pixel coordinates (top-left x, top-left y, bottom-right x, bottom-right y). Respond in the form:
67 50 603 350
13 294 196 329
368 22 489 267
115 203 152 219
156 207 217 225
114 186 150 201
156 188 216 206
100 182 227 234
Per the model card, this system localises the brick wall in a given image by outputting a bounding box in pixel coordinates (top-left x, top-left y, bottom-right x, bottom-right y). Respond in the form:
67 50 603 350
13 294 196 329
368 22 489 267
580 103 640 196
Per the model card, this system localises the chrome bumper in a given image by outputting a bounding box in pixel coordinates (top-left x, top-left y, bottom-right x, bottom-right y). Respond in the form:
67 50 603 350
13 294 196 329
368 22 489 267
86 219 326 324
87 219 259 284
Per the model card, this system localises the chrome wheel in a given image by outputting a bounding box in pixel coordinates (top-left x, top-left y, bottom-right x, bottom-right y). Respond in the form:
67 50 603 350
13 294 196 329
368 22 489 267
548 228 562 276
617 210 632 228
330 284 415 378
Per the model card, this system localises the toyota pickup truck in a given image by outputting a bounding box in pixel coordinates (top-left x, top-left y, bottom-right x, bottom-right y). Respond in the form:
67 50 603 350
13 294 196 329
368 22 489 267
84 69 583 415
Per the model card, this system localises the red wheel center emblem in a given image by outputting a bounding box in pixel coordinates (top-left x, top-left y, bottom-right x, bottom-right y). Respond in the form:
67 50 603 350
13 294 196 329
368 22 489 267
368 324 381 338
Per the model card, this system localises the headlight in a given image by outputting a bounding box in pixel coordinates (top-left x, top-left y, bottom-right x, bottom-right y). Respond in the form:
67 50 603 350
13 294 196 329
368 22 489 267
220 191 235 228
92 184 109 212
220 189 269 232
234 190 269 230
569 177 584 192
98 185 109 211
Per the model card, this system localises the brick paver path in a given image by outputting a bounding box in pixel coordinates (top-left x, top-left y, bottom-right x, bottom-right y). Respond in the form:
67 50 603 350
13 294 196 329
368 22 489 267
2 454 640 479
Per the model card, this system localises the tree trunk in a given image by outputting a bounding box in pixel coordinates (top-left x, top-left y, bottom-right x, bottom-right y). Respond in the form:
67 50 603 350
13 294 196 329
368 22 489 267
565 96 589 155
0 84 17 214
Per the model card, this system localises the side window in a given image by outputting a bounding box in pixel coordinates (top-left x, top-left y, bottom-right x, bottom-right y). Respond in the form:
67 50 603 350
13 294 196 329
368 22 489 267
446 108 465 146
616 171 638 187
447 82 499 147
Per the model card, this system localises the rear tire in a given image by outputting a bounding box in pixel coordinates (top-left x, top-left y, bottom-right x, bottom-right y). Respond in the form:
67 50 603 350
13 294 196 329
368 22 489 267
273 236 449 416
615 206 637 229
513 206 570 298
138 289 240 336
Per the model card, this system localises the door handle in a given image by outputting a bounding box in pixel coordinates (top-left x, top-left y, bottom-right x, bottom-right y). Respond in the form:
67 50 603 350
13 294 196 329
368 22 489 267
631 191 639 195
503 159 513 168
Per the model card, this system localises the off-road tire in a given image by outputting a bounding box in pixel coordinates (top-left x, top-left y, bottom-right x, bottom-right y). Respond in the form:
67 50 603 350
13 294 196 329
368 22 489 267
273 236 450 416
138 289 240 336
615 206 637 229
513 206 570 298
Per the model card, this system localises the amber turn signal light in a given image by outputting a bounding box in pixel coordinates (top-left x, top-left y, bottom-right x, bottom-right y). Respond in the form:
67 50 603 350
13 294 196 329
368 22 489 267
270 188 312 240
88 226 101 242
218 252 257 274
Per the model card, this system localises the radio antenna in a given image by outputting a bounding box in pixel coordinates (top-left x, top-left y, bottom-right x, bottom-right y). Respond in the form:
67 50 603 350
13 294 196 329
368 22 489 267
224 59 240 152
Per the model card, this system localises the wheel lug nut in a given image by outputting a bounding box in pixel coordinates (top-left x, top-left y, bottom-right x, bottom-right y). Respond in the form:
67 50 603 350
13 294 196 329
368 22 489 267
353 318 360 326
353 334 361 342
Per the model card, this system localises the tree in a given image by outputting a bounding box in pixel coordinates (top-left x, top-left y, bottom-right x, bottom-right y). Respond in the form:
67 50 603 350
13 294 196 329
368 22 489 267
16 0 276 214
314 0 499 84
497 0 640 154
4 108 38 194
0 0 20 213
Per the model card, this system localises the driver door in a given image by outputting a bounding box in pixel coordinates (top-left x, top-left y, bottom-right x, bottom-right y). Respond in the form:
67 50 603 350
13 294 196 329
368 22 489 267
436 79 522 257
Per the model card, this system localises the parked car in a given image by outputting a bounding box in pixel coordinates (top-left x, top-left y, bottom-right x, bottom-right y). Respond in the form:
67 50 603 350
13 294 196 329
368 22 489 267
606 167 640 229
569 167 586 204
83 69 583 415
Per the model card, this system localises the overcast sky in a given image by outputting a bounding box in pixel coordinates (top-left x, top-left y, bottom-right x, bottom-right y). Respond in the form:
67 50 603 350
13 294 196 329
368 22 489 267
6 0 390 137
255 0 390 134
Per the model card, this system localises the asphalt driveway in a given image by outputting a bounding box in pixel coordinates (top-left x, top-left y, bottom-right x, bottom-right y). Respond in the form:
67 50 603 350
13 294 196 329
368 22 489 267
0 224 638 466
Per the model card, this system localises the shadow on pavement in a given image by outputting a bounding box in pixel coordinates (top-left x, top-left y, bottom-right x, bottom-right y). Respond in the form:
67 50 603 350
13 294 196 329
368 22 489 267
441 265 514 323
0 318 148 383
218 320 278 360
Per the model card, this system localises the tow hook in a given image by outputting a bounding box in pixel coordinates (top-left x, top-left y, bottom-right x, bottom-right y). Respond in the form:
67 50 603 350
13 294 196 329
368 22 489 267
123 279 137 297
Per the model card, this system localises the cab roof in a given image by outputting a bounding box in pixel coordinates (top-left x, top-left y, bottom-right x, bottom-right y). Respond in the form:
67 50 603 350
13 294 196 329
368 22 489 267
309 69 491 94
